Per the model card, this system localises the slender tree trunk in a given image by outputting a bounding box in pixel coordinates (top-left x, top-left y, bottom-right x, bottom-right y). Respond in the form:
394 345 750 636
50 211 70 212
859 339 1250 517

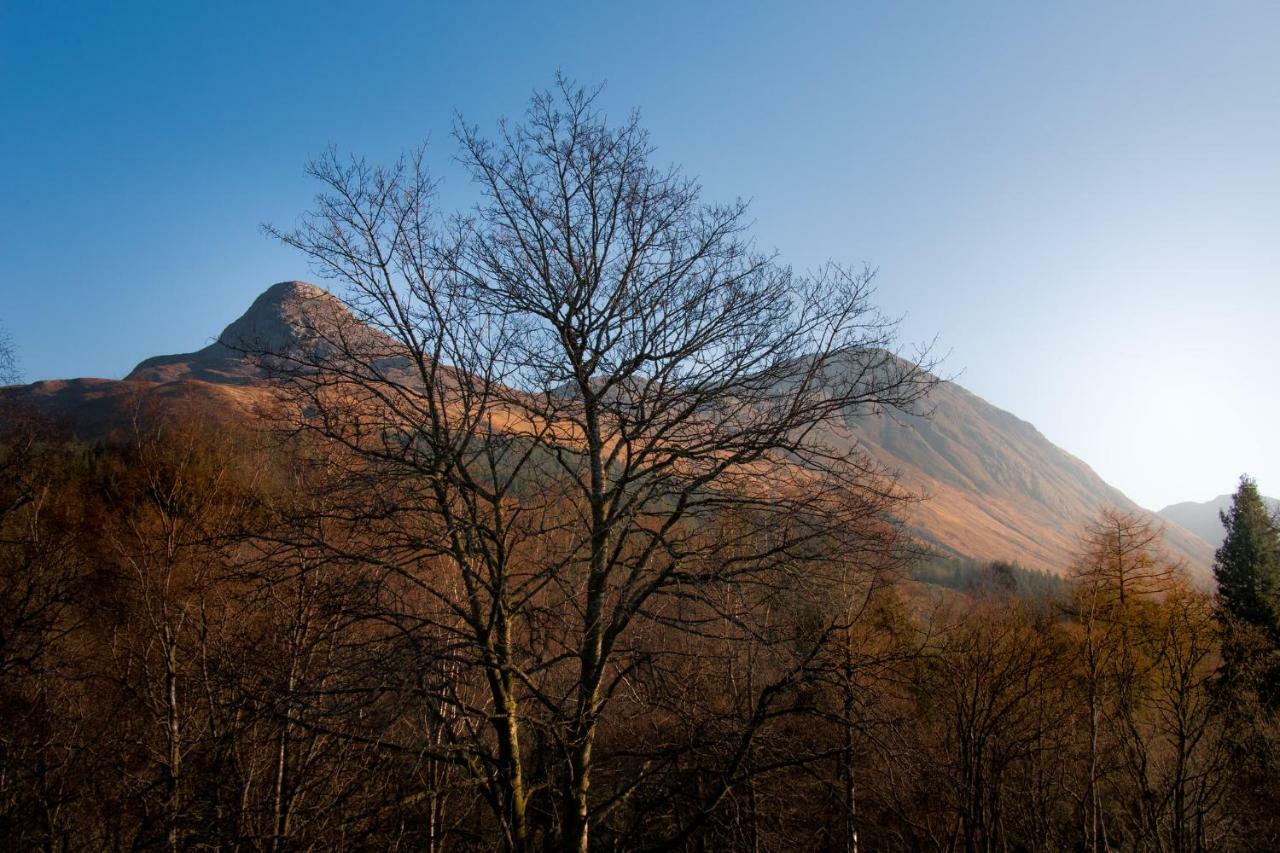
270 719 290 852
165 634 181 853
1088 683 1101 853
842 673 859 853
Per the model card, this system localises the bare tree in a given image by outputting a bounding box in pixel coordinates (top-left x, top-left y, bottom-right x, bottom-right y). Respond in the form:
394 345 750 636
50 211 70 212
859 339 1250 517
1074 509 1180 609
96 402 260 850
890 595 1070 853
0 324 18 385
1055 508 1244 853
265 77 934 852
0 409 90 847
1133 581 1232 852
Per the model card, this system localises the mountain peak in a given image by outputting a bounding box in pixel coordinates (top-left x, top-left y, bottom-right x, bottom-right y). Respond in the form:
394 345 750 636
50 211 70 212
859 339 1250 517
126 280 351 384
264 280 326 298
216 280 345 357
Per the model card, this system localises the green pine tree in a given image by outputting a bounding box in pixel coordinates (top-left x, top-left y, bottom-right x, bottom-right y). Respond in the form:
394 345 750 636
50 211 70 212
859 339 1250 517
1214 475 1280 709
1214 475 1280 636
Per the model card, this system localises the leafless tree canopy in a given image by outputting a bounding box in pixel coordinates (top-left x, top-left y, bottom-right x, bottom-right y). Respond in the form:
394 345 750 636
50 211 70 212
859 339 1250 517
259 78 934 851
0 324 18 385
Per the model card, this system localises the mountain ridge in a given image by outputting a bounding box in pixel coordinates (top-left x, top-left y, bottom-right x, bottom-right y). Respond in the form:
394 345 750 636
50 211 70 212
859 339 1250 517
1158 493 1280 550
3 281 1215 577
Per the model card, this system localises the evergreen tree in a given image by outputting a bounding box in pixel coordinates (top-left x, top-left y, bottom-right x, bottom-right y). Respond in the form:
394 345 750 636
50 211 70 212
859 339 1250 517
1214 475 1280 636
1214 475 1280 712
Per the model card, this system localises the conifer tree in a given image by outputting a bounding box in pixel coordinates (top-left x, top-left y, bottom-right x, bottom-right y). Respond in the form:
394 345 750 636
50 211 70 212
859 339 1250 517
1214 475 1280 636
1213 475 1280 712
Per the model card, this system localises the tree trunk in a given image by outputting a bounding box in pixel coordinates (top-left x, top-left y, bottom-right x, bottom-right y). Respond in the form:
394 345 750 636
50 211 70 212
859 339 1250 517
165 635 181 853
843 677 859 853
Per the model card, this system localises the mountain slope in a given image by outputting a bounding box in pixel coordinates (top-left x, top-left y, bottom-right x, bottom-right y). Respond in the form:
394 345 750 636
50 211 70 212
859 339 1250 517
2 281 1214 577
828 376 1214 575
1158 493 1280 550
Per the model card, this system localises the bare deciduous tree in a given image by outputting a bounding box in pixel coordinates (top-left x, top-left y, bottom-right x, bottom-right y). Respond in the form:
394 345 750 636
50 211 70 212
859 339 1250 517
0 324 19 385
263 77 934 851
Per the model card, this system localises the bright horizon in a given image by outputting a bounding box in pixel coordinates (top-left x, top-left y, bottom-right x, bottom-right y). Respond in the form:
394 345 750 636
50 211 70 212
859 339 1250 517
3 1 1277 511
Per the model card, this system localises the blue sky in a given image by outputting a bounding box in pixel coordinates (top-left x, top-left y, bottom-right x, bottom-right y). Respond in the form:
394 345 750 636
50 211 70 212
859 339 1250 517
2 1 1278 509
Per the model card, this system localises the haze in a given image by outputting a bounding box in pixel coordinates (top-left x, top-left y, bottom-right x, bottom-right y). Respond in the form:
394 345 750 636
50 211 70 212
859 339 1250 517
2 1 1277 510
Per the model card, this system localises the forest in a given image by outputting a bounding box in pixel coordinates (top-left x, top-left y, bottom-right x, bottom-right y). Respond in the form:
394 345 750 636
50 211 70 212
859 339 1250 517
3 81 1280 852
6 399 1280 852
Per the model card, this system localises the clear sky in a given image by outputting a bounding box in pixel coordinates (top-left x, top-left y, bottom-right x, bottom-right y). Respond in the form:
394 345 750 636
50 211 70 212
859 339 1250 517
2 1 1277 510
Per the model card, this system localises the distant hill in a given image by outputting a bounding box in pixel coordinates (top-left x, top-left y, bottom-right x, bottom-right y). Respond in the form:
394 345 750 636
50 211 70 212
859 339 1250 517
1158 493 1280 550
2 281 1215 578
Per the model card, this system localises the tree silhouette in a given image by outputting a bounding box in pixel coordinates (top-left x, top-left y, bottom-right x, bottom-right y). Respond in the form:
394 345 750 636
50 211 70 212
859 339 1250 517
265 76 935 851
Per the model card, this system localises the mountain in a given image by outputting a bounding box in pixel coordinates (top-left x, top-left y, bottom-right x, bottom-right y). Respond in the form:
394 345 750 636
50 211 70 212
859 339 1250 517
127 281 335 384
2 281 1215 577
127 280 414 385
825 368 1214 577
1158 493 1280 550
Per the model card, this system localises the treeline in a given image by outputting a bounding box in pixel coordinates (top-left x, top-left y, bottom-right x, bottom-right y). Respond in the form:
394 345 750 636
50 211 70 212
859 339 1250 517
3 408 1279 852
910 553 1066 600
